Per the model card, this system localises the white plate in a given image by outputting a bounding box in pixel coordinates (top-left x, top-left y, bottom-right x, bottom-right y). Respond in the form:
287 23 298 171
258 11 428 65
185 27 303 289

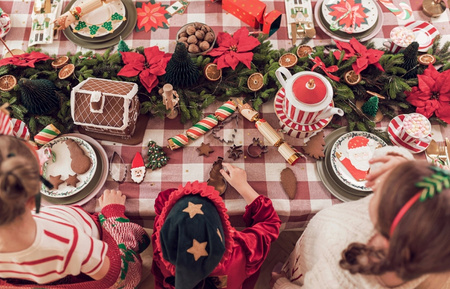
41 136 97 198
404 21 439 52
330 131 386 191
70 0 126 38
322 0 378 34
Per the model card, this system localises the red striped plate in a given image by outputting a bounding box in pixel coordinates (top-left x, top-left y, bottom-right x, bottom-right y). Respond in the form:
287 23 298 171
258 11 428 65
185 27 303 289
404 21 439 52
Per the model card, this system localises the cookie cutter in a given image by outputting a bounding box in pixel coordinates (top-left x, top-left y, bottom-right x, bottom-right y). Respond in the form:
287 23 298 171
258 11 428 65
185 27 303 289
211 114 239 144
247 137 268 158
227 144 244 160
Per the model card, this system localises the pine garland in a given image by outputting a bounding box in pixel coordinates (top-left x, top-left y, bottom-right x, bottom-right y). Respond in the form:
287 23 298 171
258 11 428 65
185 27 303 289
0 36 449 142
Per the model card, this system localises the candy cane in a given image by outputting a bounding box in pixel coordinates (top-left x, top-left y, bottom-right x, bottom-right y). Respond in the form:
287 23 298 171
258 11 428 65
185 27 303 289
378 0 413 20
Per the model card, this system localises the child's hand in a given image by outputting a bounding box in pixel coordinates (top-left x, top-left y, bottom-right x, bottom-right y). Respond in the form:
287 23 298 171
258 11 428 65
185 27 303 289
220 163 248 190
366 155 407 188
98 189 126 209
220 163 259 204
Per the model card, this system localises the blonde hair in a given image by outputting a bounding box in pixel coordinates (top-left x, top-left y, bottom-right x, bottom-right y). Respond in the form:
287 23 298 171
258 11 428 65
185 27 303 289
340 161 450 280
0 136 41 225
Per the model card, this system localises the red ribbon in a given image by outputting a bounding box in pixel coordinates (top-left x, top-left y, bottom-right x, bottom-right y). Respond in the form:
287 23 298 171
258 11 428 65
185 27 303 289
310 56 340 82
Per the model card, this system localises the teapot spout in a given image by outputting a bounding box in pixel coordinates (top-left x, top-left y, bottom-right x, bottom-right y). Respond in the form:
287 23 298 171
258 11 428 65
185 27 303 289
317 106 344 120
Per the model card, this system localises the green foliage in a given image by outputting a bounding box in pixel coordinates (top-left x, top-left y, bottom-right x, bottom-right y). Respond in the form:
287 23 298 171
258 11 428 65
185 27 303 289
2 38 449 142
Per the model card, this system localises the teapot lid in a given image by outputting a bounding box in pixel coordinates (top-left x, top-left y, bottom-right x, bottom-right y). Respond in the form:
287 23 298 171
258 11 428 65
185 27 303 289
292 75 327 105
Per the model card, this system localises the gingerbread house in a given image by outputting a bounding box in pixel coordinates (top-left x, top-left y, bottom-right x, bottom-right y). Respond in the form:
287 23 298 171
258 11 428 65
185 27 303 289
71 78 139 139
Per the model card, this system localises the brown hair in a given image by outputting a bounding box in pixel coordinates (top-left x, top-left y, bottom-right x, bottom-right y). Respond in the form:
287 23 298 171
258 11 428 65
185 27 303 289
340 160 450 280
0 136 41 225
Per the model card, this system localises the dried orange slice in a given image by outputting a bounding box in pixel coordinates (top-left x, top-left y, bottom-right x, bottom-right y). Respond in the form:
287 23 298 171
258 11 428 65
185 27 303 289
417 54 436 65
52 56 69 69
204 63 222 81
279 53 298 68
0 75 17 91
344 70 361 86
247 73 264 92
296 45 313 58
58 63 75 79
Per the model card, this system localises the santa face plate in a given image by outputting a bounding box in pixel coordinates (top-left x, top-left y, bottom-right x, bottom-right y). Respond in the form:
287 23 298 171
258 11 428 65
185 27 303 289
330 131 386 191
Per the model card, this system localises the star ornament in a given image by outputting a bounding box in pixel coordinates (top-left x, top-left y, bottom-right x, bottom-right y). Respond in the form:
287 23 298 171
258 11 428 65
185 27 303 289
187 239 208 261
182 202 204 218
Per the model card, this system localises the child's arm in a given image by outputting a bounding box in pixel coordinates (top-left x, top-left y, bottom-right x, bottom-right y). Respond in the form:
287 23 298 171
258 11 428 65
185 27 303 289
221 163 281 275
220 163 259 204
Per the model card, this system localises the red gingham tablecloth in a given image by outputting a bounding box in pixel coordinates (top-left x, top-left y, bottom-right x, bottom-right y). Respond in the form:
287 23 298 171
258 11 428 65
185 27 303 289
1 0 450 230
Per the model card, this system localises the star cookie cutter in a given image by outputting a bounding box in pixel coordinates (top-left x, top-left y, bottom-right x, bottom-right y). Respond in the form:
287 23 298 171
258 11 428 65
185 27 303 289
247 137 268 158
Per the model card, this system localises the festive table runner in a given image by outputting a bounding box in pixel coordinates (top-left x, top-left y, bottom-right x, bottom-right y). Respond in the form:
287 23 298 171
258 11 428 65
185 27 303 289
1 0 450 230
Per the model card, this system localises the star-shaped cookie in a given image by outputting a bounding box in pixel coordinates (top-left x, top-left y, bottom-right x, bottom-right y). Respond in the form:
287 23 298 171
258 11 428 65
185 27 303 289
65 174 80 187
196 142 214 157
182 202 204 218
49 175 65 190
187 239 208 261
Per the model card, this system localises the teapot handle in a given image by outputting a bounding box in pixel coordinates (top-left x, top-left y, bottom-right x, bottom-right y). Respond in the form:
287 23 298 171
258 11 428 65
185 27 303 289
275 67 292 89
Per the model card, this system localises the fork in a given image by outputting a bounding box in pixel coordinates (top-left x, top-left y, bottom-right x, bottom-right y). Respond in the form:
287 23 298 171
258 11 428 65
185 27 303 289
439 142 448 166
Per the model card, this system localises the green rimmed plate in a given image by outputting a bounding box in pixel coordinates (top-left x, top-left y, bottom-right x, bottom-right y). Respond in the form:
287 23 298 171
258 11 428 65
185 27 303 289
41 136 97 198
41 133 108 206
62 0 136 49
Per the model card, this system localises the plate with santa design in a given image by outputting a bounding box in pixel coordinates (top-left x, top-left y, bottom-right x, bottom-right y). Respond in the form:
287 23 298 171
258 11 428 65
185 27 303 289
330 131 386 192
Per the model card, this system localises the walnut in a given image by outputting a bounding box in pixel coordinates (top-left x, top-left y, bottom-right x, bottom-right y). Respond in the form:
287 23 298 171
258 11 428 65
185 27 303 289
187 35 198 44
195 30 205 40
179 32 188 38
204 32 215 43
194 22 203 30
202 24 212 32
178 36 188 43
199 41 210 51
188 44 200 54
186 25 196 35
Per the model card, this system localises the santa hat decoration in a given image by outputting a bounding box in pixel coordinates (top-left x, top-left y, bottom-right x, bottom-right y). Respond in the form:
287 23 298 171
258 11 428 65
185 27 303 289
348 136 369 150
131 152 146 184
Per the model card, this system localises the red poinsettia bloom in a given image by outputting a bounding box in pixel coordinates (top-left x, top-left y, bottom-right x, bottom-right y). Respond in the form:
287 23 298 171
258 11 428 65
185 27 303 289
333 38 384 75
328 0 368 30
0 51 51 68
208 27 260 70
118 46 172 93
136 1 169 32
406 64 450 124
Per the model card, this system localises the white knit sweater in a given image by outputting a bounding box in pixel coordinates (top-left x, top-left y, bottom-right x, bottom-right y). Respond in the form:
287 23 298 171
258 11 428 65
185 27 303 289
273 195 427 289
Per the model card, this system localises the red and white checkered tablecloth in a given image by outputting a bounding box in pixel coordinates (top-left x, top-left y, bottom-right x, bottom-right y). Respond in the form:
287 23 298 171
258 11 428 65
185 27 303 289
1 0 450 230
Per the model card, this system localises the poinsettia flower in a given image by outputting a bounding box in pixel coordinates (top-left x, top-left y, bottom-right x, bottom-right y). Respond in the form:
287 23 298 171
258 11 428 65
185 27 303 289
0 51 51 68
333 38 384 75
327 0 369 30
406 64 450 123
118 46 172 93
136 1 169 32
208 27 260 70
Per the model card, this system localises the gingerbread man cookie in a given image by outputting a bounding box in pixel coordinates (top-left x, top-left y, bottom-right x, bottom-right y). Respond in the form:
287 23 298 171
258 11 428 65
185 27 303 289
65 139 92 174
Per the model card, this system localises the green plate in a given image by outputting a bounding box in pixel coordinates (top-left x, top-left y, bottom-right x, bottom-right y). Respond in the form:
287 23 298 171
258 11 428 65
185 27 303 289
62 0 137 49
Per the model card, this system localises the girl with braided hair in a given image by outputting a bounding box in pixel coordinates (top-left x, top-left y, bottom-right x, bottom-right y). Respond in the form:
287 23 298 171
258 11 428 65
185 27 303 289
0 135 150 288
271 146 450 289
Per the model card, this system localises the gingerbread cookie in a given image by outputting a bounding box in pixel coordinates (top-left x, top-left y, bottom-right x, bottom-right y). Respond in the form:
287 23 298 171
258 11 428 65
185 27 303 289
196 142 214 157
65 174 80 187
280 168 297 199
49 175 65 190
301 131 325 159
65 139 92 174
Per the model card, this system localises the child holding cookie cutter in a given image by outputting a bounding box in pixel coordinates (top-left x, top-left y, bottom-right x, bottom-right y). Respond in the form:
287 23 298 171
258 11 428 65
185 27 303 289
271 146 450 289
0 135 150 288
151 163 281 289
